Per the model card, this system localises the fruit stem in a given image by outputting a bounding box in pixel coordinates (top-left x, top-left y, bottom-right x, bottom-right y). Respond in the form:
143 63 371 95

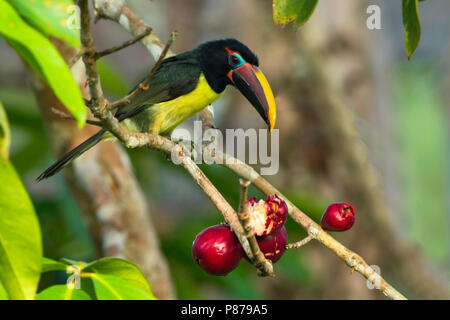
286 234 314 249
237 179 275 277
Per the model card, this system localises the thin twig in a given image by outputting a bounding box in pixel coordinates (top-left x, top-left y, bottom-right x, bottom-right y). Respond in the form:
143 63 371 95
68 48 86 68
94 28 152 60
237 179 274 277
286 235 313 249
50 108 102 126
238 179 251 214
107 31 177 111
86 119 102 126
79 0 133 143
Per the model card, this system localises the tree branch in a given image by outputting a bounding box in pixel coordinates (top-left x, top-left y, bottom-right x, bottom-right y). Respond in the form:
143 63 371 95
94 28 152 60
237 179 274 277
79 0 107 115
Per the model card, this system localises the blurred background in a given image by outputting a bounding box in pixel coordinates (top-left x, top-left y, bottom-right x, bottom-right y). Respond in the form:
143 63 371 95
0 0 448 299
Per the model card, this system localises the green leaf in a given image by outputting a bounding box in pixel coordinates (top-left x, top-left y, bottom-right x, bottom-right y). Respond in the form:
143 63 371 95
36 285 91 300
60 258 87 268
0 162 42 300
0 280 9 300
402 0 421 59
86 273 155 300
0 0 86 127
7 0 80 48
83 257 153 296
0 102 10 163
273 0 319 27
41 257 68 273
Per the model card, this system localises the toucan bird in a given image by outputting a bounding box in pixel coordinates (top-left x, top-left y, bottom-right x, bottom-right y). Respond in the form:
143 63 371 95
37 39 277 180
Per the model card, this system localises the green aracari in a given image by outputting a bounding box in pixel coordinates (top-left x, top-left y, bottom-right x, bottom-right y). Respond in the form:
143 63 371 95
37 39 277 181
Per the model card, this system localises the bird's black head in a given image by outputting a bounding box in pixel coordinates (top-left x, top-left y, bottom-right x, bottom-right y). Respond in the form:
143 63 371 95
197 39 259 93
196 38 276 131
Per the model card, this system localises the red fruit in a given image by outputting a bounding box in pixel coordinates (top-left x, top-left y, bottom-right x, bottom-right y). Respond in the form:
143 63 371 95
246 195 288 236
192 225 244 276
255 225 288 263
247 196 257 206
320 202 355 231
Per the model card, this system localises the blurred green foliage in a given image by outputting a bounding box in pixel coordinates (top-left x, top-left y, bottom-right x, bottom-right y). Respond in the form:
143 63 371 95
98 58 131 98
392 62 449 265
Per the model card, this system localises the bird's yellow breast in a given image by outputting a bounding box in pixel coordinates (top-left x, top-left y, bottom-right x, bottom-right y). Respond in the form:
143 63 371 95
149 74 223 134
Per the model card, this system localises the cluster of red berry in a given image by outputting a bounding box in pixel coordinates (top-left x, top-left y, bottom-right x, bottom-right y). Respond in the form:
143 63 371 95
192 196 355 276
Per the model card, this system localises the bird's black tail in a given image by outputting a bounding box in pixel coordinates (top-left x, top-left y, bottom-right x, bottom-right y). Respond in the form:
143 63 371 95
37 129 105 181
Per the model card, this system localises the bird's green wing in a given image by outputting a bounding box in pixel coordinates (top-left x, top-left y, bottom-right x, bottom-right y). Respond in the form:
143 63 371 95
115 51 202 121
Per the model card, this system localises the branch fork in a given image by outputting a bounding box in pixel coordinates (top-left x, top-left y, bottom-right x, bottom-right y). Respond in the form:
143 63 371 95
237 179 274 277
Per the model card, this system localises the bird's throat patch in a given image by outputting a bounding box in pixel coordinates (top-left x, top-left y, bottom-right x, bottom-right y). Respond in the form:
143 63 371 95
150 74 223 134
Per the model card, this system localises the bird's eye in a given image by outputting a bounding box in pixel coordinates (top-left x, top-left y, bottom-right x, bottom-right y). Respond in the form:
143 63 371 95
228 53 244 69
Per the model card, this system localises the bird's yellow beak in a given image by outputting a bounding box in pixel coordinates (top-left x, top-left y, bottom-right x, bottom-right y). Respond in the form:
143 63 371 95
227 63 277 132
